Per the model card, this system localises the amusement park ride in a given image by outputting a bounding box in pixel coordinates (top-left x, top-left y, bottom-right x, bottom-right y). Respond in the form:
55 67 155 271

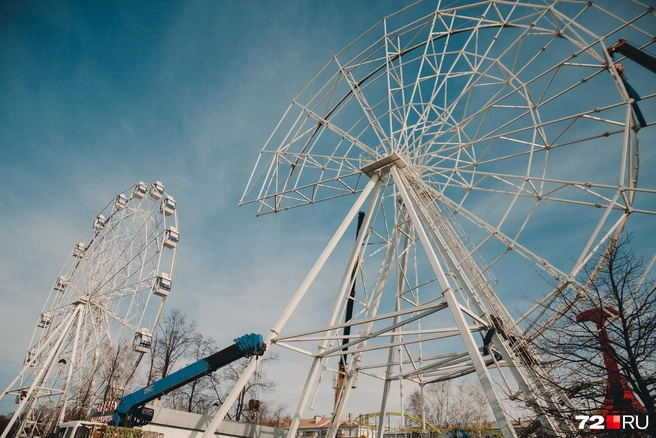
2 1 656 438
0 182 180 438
227 1 656 436
111 334 265 429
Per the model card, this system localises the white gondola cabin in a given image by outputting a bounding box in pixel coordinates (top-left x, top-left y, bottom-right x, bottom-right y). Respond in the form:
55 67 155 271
115 194 128 210
54 276 68 292
163 227 179 249
153 273 172 297
133 181 148 199
38 312 52 328
73 243 86 259
133 328 152 353
150 181 165 200
161 196 176 216
93 214 107 231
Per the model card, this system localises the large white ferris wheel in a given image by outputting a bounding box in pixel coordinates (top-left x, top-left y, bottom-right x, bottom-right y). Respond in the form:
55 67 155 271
1 182 179 438
202 1 656 438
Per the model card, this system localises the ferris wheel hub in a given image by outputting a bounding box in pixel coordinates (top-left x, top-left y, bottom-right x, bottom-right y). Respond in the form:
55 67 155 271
71 295 88 306
360 152 408 178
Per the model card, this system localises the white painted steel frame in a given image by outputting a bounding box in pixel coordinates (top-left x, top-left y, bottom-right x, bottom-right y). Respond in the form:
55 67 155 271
1 305 83 438
391 166 518 438
200 177 382 438
234 0 655 437
240 0 656 342
1 182 179 438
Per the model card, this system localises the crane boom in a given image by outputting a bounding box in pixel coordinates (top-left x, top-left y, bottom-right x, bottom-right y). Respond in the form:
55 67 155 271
112 333 266 427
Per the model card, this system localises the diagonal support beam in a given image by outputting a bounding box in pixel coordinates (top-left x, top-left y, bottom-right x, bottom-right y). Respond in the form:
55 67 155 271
200 176 382 438
391 166 518 438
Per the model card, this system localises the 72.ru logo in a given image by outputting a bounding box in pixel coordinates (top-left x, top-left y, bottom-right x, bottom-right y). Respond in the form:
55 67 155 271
576 414 649 431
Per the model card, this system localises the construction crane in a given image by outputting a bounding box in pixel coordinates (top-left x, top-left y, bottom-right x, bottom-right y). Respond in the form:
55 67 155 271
608 38 656 74
113 333 266 427
49 334 265 438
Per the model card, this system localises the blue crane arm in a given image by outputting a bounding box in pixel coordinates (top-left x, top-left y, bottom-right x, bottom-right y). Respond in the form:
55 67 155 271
112 333 265 427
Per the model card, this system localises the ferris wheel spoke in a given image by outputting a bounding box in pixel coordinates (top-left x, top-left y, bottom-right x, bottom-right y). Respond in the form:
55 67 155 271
405 19 500 150
413 112 630 185
93 208 160 295
421 166 631 209
398 14 452 152
335 59 390 151
585 3 654 41
433 191 575 286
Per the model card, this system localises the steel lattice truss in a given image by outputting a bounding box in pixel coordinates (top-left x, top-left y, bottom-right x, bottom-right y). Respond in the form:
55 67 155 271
224 1 656 438
1 182 179 438
242 0 656 218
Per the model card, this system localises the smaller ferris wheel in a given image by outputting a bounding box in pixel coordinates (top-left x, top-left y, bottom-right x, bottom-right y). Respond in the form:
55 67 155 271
0 181 180 438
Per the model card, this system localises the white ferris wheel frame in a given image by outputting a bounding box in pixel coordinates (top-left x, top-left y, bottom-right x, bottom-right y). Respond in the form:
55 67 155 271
208 1 656 438
0 181 179 438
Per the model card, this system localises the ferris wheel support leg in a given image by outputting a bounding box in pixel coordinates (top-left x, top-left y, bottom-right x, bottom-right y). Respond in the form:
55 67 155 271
391 167 518 438
286 177 382 438
56 304 85 425
200 177 381 438
376 220 411 438
21 305 80 436
1 305 82 438
440 291 518 438
490 333 573 436
20 317 75 438
329 225 399 438
0 312 72 404
402 182 567 435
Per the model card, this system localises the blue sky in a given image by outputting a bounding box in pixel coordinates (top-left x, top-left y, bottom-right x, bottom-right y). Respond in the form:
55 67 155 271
2 0 655 423
0 0 417 416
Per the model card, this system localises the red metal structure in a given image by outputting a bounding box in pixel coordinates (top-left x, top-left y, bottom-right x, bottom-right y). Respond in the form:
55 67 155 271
576 307 646 416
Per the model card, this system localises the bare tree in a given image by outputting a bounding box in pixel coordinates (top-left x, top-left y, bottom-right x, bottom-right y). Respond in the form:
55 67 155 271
100 342 137 402
138 309 283 421
209 354 279 422
149 309 199 380
252 401 291 428
533 236 655 436
66 348 105 421
448 381 490 429
405 380 490 431
405 381 452 427
0 414 10 436
147 330 159 386
165 334 217 414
